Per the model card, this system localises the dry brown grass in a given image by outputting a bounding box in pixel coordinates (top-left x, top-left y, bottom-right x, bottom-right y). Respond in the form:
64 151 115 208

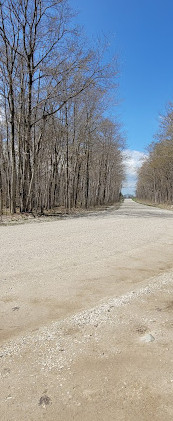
134 198 173 211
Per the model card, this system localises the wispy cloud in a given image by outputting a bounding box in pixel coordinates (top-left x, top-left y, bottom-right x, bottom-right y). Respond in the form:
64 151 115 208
122 149 147 194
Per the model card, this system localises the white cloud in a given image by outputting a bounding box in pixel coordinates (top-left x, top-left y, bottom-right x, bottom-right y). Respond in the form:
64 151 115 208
122 149 147 195
122 149 147 175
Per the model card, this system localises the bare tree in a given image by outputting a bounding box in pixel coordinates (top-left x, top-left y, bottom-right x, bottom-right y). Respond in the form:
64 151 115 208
136 104 173 203
0 0 124 214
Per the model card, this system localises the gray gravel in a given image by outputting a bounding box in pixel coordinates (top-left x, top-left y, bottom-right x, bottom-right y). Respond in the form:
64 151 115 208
1 199 173 421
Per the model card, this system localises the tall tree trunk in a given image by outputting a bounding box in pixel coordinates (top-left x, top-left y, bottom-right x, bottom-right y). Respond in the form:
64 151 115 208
10 83 16 213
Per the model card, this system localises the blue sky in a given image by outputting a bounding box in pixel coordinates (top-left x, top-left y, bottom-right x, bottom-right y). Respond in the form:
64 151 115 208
69 0 173 193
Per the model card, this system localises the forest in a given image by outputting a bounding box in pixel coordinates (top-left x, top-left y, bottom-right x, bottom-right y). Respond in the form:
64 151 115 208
0 0 125 215
136 103 173 204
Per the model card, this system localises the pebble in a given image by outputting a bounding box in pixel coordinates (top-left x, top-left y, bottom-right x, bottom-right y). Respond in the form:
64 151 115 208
141 333 155 343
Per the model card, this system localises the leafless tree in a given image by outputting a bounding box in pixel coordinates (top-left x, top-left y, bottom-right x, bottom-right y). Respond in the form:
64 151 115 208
0 0 124 214
136 104 173 203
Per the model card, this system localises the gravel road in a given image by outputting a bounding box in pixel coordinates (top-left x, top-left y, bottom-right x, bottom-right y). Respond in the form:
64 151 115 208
1 199 173 420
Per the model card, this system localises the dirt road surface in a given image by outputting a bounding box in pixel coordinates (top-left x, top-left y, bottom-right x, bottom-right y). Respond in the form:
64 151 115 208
1 198 173 420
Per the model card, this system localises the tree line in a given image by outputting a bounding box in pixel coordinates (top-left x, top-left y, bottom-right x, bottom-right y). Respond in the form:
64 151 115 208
0 0 124 214
136 103 173 203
